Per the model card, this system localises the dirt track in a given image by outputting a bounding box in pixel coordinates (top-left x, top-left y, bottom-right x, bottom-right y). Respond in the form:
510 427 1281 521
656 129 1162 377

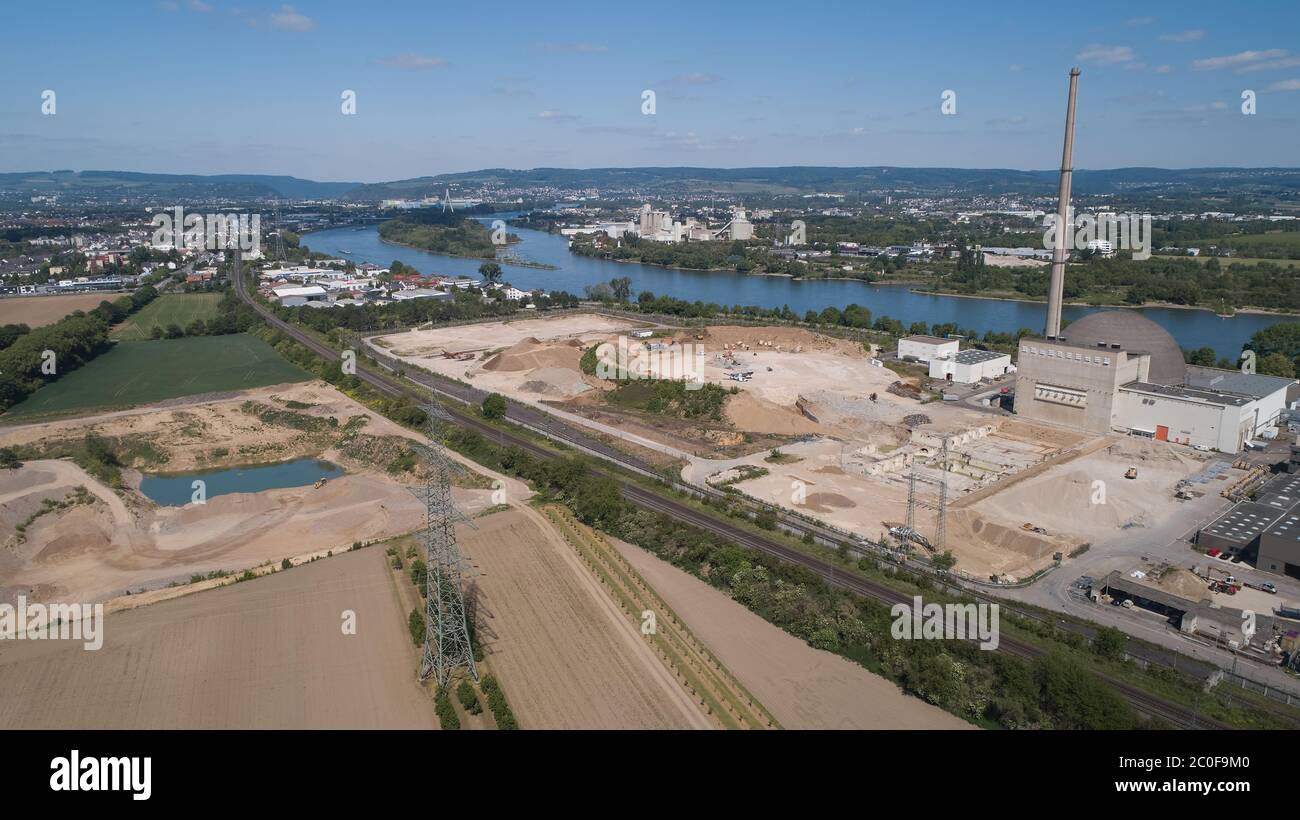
463 507 710 729
0 548 435 729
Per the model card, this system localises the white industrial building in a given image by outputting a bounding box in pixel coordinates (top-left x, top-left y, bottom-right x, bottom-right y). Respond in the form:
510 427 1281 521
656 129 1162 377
929 349 1014 383
1014 311 1294 454
271 285 328 306
897 335 959 363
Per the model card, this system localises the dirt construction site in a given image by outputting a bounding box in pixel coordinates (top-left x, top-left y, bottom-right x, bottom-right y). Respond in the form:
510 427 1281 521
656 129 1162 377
368 312 1219 580
0 382 506 604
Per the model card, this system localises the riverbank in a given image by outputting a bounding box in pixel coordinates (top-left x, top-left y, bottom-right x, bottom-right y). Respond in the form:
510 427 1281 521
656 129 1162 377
378 235 557 271
299 223 1295 358
912 286 1300 319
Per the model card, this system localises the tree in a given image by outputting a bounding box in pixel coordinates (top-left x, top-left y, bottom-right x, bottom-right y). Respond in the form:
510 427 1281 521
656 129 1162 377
408 608 425 644
478 261 502 285
164 323 183 339
610 276 632 303
481 392 507 419
1186 347 1217 367
1259 352 1296 378
1093 626 1127 661
0 447 21 470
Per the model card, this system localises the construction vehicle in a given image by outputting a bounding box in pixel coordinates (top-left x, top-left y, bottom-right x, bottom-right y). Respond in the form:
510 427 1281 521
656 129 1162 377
1124 466 1138 480
1022 522 1048 534
314 478 328 489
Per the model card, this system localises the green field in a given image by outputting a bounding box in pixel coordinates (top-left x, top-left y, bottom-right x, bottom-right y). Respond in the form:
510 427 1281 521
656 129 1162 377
111 293 223 340
3 334 310 419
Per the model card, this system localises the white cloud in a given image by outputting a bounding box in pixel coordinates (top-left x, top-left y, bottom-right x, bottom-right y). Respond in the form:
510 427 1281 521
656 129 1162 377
1154 64 1173 74
1159 29 1204 43
377 53 448 70
1192 49 1287 70
1237 56 1300 73
536 110 579 123
1076 44 1136 65
269 5 315 32
1265 78 1300 92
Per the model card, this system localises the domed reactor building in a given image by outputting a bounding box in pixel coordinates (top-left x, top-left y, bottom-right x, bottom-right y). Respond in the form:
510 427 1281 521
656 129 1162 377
1012 70 1292 454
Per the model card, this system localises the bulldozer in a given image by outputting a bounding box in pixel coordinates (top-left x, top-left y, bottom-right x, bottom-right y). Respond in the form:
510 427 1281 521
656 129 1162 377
1124 466 1138 480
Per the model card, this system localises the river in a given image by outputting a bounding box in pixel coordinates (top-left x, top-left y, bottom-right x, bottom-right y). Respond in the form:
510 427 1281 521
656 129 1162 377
300 219 1293 359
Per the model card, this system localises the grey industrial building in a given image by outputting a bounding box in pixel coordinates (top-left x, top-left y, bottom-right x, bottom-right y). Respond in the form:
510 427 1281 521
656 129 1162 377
1100 570 1268 646
1199 472 1300 579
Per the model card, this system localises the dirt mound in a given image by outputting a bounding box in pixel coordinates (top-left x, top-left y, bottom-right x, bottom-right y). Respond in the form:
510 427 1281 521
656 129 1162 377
1154 567 1211 600
521 366 591 398
725 391 821 435
805 492 855 512
483 339 583 373
948 509 1057 561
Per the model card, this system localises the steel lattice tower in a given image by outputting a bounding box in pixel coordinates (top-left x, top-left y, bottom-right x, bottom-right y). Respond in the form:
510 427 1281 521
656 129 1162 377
409 403 477 686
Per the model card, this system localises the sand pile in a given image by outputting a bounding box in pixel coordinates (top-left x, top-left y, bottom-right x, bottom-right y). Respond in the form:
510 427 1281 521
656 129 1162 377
484 339 583 373
946 509 1060 568
520 367 591 398
1154 567 1211 601
725 391 821 435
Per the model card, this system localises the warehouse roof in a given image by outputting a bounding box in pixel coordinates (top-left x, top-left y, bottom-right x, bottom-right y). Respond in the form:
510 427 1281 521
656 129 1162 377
902 335 955 346
1185 366 1295 400
1200 501 1286 547
954 349 1009 365
1121 381 1253 407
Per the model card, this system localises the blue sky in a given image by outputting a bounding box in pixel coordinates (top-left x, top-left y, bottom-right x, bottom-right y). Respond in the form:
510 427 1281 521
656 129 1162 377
1 0 1297 181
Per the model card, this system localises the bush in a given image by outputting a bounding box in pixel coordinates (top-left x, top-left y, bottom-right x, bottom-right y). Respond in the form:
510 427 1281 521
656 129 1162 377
480 674 518 730
481 392 507 420
408 608 425 645
456 679 482 715
434 686 460 730
280 557 292 570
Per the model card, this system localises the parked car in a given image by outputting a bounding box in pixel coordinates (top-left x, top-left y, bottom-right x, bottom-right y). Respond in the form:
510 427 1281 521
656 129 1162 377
1207 548 1221 558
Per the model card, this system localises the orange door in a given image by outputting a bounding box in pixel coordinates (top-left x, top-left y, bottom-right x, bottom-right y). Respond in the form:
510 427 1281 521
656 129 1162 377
1155 425 1169 441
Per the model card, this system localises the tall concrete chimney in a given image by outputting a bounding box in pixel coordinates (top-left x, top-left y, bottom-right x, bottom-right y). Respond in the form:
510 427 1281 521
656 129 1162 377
1044 67 1080 340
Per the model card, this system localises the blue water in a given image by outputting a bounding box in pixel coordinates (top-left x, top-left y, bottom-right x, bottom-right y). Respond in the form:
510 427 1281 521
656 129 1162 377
139 458 344 506
301 218 1295 359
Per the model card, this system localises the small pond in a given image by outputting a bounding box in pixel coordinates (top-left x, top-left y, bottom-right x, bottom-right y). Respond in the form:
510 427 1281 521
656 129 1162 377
139 458 344 506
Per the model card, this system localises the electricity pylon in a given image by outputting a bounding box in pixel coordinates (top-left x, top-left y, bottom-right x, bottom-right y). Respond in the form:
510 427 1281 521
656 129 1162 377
409 402 477 686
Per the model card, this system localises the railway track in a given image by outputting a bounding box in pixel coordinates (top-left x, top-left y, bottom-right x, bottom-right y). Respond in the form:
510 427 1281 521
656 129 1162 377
233 265 1227 729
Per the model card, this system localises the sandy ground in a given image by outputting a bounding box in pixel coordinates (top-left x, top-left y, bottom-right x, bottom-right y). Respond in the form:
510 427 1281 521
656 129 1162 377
0 383 504 603
970 438 1209 546
0 293 118 328
0 547 436 729
684 422 1095 578
609 536 972 729
0 381 411 473
462 507 710 729
983 253 1049 269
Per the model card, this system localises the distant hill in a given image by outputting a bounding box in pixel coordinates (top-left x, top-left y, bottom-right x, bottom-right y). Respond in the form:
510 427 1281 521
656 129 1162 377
5 166 1298 204
341 166 1300 201
0 170 361 201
